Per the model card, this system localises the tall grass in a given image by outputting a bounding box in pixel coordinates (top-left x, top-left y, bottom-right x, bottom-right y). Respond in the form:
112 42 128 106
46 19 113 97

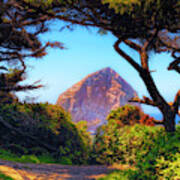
0 149 57 164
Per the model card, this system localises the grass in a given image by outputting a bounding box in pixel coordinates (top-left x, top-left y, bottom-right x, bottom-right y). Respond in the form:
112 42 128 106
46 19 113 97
0 172 14 180
0 148 74 165
97 164 136 180
0 148 70 180
0 149 57 164
98 169 137 180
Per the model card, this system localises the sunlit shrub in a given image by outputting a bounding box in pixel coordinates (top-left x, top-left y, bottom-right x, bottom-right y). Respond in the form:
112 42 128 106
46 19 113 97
93 124 160 165
107 104 155 127
94 123 180 179
156 153 180 180
92 105 155 165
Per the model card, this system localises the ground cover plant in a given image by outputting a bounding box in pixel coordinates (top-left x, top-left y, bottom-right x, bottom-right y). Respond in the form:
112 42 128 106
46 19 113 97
0 1 179 179
0 149 57 164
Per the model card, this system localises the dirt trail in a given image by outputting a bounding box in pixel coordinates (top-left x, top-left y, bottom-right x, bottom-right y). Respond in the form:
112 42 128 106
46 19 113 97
0 159 120 180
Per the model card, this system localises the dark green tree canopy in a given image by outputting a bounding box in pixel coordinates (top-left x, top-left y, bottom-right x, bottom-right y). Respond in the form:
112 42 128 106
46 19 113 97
0 0 64 95
23 0 180 50
22 0 180 73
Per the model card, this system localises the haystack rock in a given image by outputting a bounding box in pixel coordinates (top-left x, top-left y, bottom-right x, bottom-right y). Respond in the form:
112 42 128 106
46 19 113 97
56 67 139 132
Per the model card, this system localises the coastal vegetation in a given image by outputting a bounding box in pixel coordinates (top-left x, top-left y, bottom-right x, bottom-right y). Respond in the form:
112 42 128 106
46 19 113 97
95 124 180 179
0 102 179 179
0 0 179 179
0 102 91 165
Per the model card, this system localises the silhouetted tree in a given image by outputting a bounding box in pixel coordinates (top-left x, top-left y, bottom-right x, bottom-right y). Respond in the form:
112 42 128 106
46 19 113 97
0 0 64 141
0 0 64 100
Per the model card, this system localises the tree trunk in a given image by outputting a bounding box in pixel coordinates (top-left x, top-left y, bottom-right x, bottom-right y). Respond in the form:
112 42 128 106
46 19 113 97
139 70 176 132
114 39 177 132
162 108 176 132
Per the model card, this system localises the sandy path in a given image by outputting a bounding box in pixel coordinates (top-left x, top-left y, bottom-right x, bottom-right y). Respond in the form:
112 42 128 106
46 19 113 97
0 159 119 180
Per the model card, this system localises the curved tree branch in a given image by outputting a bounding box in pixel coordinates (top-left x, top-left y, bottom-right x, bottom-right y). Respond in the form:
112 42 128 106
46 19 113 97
113 39 143 73
123 39 142 52
129 96 157 107
168 58 180 74
153 119 164 125
143 29 159 51
173 90 180 115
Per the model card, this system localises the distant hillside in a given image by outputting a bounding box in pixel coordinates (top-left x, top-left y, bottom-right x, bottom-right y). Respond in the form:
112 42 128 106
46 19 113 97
56 67 139 131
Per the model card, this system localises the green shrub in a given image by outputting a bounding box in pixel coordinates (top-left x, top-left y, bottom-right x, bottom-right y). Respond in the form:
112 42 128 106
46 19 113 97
93 106 156 165
107 104 155 127
156 153 180 180
0 149 21 162
99 169 135 180
94 123 180 179
0 102 92 164
93 124 159 165
98 169 152 180
133 126 180 179
58 156 73 165
20 155 40 164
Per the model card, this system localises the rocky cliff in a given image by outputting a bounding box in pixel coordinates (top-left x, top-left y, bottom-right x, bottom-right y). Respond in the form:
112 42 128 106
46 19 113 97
56 67 139 132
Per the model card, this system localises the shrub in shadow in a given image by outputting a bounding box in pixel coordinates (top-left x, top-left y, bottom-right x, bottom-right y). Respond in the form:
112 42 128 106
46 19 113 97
0 102 92 164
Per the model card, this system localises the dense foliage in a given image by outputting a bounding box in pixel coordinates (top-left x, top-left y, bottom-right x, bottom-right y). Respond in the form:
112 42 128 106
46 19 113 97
0 2 179 179
107 104 155 127
0 0 63 95
0 103 92 164
0 101 179 179
94 123 180 179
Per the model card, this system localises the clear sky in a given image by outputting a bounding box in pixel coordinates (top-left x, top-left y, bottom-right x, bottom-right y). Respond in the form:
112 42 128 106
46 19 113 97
17 21 180 118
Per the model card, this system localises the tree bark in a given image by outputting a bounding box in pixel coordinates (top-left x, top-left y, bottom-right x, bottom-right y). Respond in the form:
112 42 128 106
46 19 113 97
163 109 176 132
114 39 177 132
139 67 176 133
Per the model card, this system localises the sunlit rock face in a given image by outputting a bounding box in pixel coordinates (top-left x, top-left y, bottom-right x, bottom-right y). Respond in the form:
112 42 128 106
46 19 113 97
56 67 139 132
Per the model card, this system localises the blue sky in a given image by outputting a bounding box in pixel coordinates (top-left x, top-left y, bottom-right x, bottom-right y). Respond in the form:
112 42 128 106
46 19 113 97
17 22 180 118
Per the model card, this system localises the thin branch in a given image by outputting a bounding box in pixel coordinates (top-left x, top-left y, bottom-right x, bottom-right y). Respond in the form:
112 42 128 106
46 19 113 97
139 29 159 70
153 119 164 125
0 66 8 71
0 41 63 62
113 39 143 73
0 84 43 92
143 29 159 51
172 51 179 59
168 58 180 74
123 39 142 52
129 96 157 107
173 90 180 114
20 0 114 32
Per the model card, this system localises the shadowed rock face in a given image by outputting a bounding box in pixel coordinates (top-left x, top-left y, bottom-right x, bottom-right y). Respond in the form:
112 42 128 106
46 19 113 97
56 67 139 132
